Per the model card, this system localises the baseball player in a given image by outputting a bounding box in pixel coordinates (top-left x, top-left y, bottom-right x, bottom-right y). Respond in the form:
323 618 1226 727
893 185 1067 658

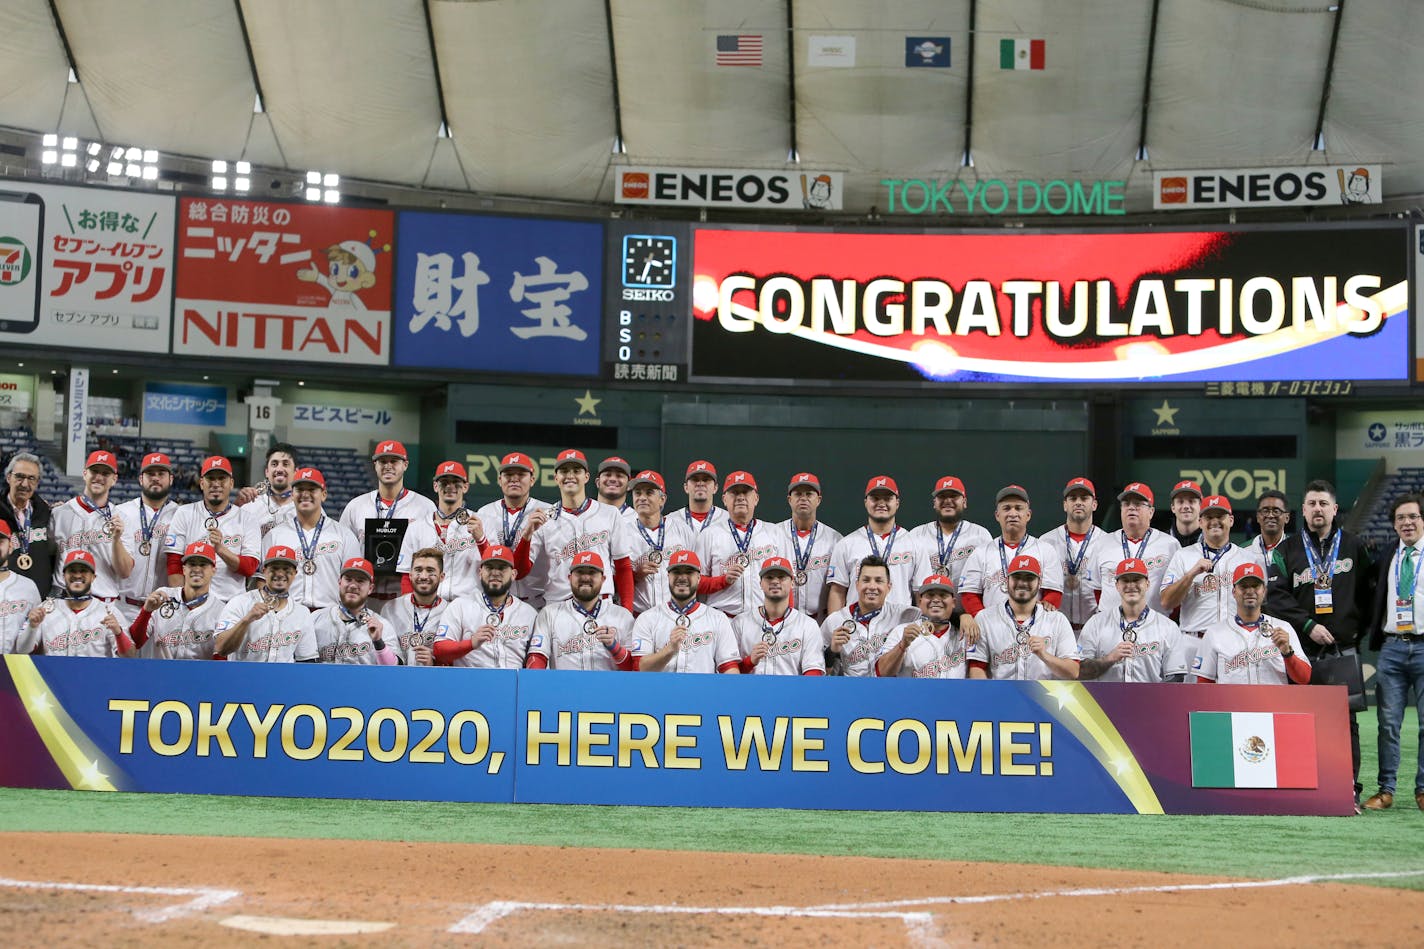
635 549 742 673
474 452 554 608
165 456 261 602
0 522 42 654
525 551 637 670
732 556 824 675
959 485 1065 622
518 450 637 607
376 546 448 665
434 544 538 669
49 450 133 604
267 467 362 610
213 545 318 662
311 557 398 665
822 555 921 677
27 550 135 657
666 460 729 536
1163 479 1204 545
236 442 299 538
774 472 843 623
596 456 634 518
1094 482 1180 617
874 574 970 678
128 541 225 660
1037 477 1113 633
115 452 179 625
626 470 698 615
1077 559 1189 682
966 555 1079 680
397 460 485 600
339 440 436 601
695 471 792 618
1193 562 1310 685
1161 495 1256 661
827 476 916 612
907 475 993 592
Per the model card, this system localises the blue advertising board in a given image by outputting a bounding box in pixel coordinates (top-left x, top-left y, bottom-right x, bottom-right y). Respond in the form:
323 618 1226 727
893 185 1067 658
142 382 227 426
393 211 603 376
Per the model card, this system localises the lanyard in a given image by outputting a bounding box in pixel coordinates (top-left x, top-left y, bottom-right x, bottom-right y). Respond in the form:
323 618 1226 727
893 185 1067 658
637 519 666 553
667 598 698 624
295 516 326 562
1234 615 1266 636
1118 606 1149 641
374 489 407 520
1121 529 1151 561
139 500 170 546
759 606 786 640
936 522 963 573
997 537 1025 584
13 504 30 554
555 498 593 521
852 605 882 626
1006 602 1038 636
730 518 757 555
791 523 819 573
181 591 210 610
338 604 368 624
1064 526 1093 577
684 508 715 533
1199 541 1230 572
411 596 441 635
571 598 602 623
1302 530 1341 586
501 503 529 546
866 526 899 562
481 592 507 622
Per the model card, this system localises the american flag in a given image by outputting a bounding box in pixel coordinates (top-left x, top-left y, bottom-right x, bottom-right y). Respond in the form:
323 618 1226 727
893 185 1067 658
716 34 763 67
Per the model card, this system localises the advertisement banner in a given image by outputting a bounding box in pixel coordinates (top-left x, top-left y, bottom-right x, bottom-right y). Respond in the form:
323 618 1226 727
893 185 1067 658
0 181 175 351
0 373 33 413
142 382 227 427
64 367 88 477
616 166 844 211
392 211 603 376
290 402 400 435
1 656 1351 815
690 225 1409 384
174 198 394 365
1154 165 1382 210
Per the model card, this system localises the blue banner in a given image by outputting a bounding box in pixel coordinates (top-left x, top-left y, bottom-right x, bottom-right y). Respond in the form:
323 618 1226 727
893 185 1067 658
142 382 227 426
392 211 604 376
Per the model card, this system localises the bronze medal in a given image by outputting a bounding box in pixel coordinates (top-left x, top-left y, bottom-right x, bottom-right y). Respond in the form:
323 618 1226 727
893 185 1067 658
1014 627 1030 645
158 599 178 619
455 509 470 525
794 570 808 586
139 540 152 557
41 598 57 614
15 553 32 571
1121 628 1137 644
761 629 778 646
302 559 317 576
733 553 750 568
204 516 220 531
582 618 599 635
102 518 119 538
485 613 501 628
674 613 692 629
647 549 663 566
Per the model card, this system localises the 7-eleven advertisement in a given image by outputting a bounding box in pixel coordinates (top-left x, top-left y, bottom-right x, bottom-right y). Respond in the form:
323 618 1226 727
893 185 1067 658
174 199 394 365
690 225 1409 384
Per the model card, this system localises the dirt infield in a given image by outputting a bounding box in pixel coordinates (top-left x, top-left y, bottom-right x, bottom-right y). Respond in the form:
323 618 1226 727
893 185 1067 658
1 832 1421 947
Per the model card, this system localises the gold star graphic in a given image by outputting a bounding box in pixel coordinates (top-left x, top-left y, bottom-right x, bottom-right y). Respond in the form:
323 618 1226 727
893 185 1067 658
1153 400 1179 426
574 391 601 417
77 759 109 790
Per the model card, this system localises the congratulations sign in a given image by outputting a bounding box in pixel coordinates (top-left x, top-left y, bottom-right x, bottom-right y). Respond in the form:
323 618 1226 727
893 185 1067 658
690 225 1409 383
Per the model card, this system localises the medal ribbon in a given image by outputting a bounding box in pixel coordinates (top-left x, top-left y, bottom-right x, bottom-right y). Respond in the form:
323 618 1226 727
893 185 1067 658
571 598 603 623
139 500 169 548
181 591 210 611
866 526 899 562
481 591 507 622
1234 615 1265 635
375 488 407 521
684 509 714 533
759 605 786 639
338 604 367 624
637 520 666 555
501 503 529 546
791 523 818 574
14 504 31 555
1065 526 1094 577
1118 605 1149 638
80 495 114 531
852 604 882 626
1006 601 1038 635
295 516 326 564
996 537 1025 586
1302 529 1342 587
936 522 963 573
1121 528 1151 561
1199 540 1230 573
411 596 441 636
667 598 698 621
730 518 757 556
555 498 593 521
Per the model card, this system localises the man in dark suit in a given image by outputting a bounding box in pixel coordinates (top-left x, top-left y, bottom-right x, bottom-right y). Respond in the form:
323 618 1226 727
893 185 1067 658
0 452 58 598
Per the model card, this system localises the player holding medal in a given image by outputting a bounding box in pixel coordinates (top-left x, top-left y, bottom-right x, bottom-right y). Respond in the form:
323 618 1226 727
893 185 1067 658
774 472 842 623
875 574 970 678
165 456 260 602
1193 562 1310 685
525 552 636 670
377 546 449 665
114 452 177 625
734 556 825 675
519 450 638 607
1078 559 1189 682
636 549 742 673
627 470 697 615
822 555 921 677
828 476 915 612
1161 495 1255 666
129 541 225 660
49 450 132 605
1037 477 1112 634
695 471 791 619
474 452 554 609
397 461 484 600
311 558 399 665
213 546 319 662
967 555 1080 680
236 443 299 538
266 468 361 610
1094 482 1181 617
435 545 538 669
29 550 136 657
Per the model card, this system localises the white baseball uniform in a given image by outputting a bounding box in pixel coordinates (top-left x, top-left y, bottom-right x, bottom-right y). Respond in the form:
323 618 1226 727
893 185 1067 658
35 599 125 657
626 516 699 615
875 621 971 679
340 488 438 599
666 506 730 539
633 599 741 674
50 496 132 600
526 500 638 604
377 593 452 666
907 519 994 591
968 604 1080 680
827 525 917 608
773 519 844 620
435 594 539 669
528 597 636 670
1077 606 1189 682
1162 542 1257 633
398 513 482 600
243 489 296 540
136 587 225 660
475 497 554 607
733 607 825 675
312 605 390 664
1037 525 1114 628
1093 528 1180 616
821 603 921 677
1193 614 1308 685
959 536 1065 615
695 518 792 617
164 500 260 601
216 592 318 662
267 516 363 610
0 572 42 654
113 497 179 621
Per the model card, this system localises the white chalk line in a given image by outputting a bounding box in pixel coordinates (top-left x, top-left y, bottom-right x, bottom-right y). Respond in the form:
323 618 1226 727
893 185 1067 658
0 876 241 923
447 899 935 937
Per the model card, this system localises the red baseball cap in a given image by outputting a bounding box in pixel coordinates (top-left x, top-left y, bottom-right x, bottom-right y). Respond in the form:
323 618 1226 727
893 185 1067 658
293 467 326 489
1201 494 1232 514
1115 558 1149 579
865 475 899 496
598 456 631 475
684 460 717 480
341 557 375 580
1118 482 1154 504
481 544 516 567
63 549 96 570
555 449 589 471
723 471 757 491
433 460 468 481
787 472 822 493
571 550 605 571
201 456 233 477
1063 477 1096 498
263 545 299 567
933 476 966 496
668 549 702 570
759 556 794 577
919 574 956 593
1171 479 1203 499
499 452 535 474
630 470 666 492
84 450 117 472
141 452 173 472
372 441 407 460
1233 562 1266 585
181 541 217 565
1006 555 1042 577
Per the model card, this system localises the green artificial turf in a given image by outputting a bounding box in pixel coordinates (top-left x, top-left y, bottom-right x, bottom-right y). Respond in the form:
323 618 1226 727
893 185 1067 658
1 710 1420 889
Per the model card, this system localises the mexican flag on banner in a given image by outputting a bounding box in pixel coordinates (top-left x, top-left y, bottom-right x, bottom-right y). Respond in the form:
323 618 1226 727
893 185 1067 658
1000 38 1045 70
1190 712 1318 788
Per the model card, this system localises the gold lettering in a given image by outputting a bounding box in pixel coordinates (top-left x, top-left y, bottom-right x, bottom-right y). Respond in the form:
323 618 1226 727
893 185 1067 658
448 710 490 765
195 701 238 758
998 721 1036 776
617 712 660 768
409 709 446 764
366 708 409 763
847 718 886 774
718 715 787 770
576 711 615 767
885 719 931 775
936 720 992 774
329 707 364 761
790 717 829 773
241 703 283 759
280 704 326 761
664 714 701 769
525 710 571 766
108 699 149 755
147 700 194 757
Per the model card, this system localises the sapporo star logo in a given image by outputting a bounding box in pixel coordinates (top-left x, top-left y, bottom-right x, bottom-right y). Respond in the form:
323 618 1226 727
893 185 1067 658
1152 400 1179 426
574 391 601 417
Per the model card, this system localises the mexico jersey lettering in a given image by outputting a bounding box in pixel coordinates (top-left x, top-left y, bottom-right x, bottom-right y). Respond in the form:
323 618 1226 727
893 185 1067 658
733 607 825 675
267 518 363 610
50 498 130 598
38 600 123 657
877 623 970 679
906 520 993 590
436 595 538 669
312 605 387 664
398 515 481 600
216 592 318 663
1076 608 1188 682
633 601 741 674
139 587 225 660
0 573 42 654
164 501 259 601
114 498 177 606
820 604 921 677
528 503 638 603
1193 615 1307 685
696 519 791 616
968 607 1080 681
377 594 452 665
1161 543 1255 631
528 598 636 671
1094 529 1180 616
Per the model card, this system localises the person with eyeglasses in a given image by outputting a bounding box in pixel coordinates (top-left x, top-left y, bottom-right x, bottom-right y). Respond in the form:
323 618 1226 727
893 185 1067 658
1252 490 1292 574
0 452 58 597
1362 494 1424 812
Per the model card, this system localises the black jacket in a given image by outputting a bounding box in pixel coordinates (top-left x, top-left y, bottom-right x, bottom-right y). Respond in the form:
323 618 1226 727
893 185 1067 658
0 492 58 598
1368 544 1411 652
1265 528 1375 654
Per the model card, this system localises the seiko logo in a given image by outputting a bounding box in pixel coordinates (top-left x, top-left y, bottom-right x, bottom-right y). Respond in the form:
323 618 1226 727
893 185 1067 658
622 288 675 301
